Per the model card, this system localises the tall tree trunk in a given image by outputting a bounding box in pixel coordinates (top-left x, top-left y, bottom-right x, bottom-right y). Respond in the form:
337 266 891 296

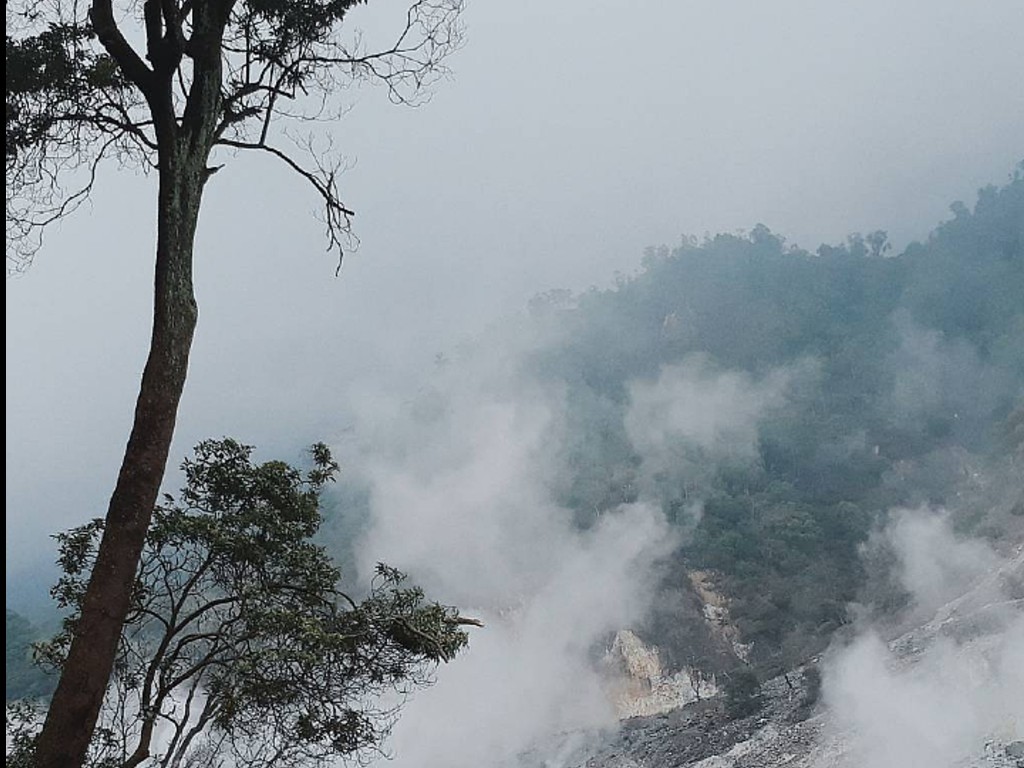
35 146 206 768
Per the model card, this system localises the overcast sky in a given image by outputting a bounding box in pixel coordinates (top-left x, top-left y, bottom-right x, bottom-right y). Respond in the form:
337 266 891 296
5 0 1024 607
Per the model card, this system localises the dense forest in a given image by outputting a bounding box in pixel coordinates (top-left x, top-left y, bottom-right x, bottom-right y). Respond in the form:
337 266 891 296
8 169 1023 703
527 169 1023 674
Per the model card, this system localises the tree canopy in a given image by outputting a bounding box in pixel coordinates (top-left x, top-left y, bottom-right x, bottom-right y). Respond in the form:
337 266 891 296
9 439 469 768
6 0 462 270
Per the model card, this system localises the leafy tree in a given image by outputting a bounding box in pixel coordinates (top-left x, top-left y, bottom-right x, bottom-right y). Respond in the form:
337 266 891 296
723 667 762 719
10 439 471 768
6 2 463 764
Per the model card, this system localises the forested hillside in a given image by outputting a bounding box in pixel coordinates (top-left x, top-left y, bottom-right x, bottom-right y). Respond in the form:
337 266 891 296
8 172 1022 709
523 169 1024 674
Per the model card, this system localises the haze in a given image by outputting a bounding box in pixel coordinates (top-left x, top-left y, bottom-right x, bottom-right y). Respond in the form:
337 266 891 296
5 0 1023 602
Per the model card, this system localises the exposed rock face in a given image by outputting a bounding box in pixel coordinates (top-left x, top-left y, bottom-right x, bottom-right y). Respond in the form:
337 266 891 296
687 571 751 663
554 549 1024 768
604 630 717 719
574 668 822 768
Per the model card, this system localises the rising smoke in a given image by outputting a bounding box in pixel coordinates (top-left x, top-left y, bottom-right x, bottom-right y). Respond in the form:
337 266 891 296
335 335 674 767
821 508 1024 768
327 303 1022 767
330 330 817 766
624 354 815 503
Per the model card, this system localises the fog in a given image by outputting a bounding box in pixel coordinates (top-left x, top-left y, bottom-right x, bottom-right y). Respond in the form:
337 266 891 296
625 355 814 500
327 319 819 766
338 370 673 765
7 1 1023 590
821 509 1024 768
5 2 1024 763
888 311 1012 437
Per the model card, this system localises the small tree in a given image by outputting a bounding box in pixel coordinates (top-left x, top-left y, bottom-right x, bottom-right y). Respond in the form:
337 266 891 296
685 655 710 703
11 439 471 768
723 668 763 719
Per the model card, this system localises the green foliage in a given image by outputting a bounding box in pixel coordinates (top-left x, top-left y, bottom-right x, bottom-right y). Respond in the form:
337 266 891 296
5 700 40 768
241 0 366 62
723 668 763 719
22 439 468 768
5 23 124 160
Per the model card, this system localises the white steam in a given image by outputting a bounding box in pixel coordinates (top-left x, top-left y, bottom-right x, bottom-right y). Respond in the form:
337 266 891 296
340 349 674 768
821 509 1024 768
888 311 1009 430
624 354 813 499
885 510 1004 618
625 355 795 458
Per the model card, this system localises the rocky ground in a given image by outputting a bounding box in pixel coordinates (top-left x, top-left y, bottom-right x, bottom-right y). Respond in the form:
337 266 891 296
570 675 1023 768
541 548 1024 768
